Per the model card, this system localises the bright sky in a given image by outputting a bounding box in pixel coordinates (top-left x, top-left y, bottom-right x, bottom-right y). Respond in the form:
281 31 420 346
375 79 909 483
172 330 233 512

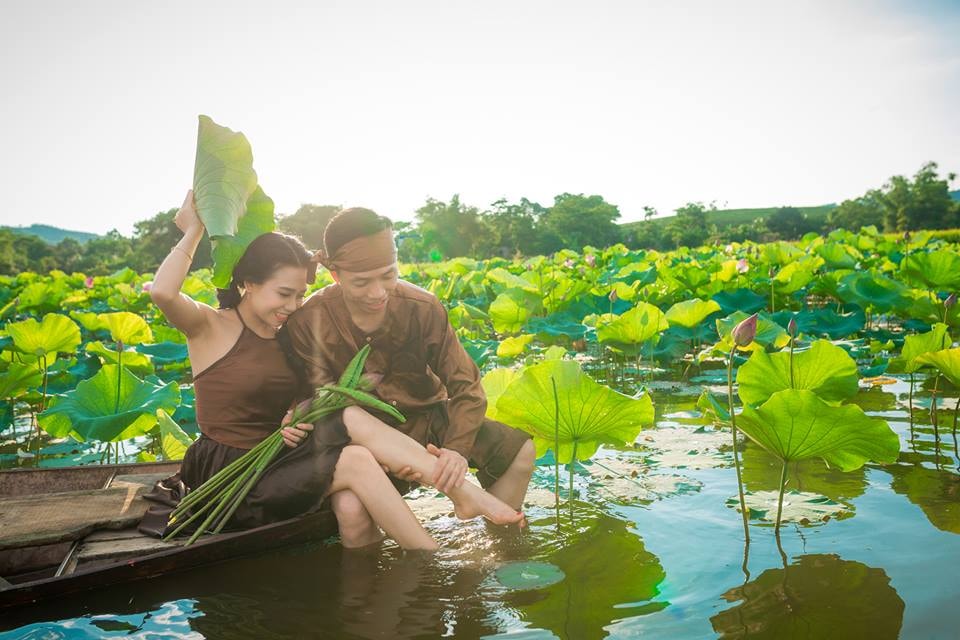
2 0 959 236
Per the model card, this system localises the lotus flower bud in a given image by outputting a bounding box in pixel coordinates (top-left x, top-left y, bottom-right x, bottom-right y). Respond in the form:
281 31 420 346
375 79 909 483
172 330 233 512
724 244 734 255
736 258 749 274
733 313 758 347
946 293 957 310
84 276 94 289
787 316 797 338
609 288 619 303
141 280 153 292
585 254 596 268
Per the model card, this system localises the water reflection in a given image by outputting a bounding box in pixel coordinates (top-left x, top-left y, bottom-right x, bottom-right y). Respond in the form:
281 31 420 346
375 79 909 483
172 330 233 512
739 443 866 506
0 598 203 639
711 554 904 639
887 463 960 534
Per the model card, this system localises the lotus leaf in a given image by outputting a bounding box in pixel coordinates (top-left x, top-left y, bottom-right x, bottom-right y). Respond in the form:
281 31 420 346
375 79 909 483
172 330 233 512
772 260 818 294
210 186 277 288
793 307 865 340
497 334 534 358
70 311 107 332
461 338 498 367
715 311 790 353
6 314 81 359
38 365 180 442
915 347 960 387
665 298 721 329
481 367 521 422
155 408 194 460
889 323 951 374
193 115 258 238
0 362 42 399
485 267 539 294
97 311 153 345
596 302 668 354
524 314 587 340
736 389 899 471
900 249 960 290
136 341 190 365
543 345 567 360
737 340 859 405
489 290 535 334
84 342 154 375
838 271 911 312
493 359 654 463
730 490 850 524
543 277 592 314
816 242 860 269
494 561 565 590
712 288 766 315
610 281 638 301
887 463 960 534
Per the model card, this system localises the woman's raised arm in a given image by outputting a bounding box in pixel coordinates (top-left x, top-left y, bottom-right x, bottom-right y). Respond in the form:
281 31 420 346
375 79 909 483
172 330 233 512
149 190 216 337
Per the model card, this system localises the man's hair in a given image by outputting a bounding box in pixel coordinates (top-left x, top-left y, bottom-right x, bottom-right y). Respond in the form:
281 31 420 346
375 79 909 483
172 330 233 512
323 207 393 257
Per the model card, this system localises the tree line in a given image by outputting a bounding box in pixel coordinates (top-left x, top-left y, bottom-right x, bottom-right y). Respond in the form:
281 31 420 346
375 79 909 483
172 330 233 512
2 162 957 276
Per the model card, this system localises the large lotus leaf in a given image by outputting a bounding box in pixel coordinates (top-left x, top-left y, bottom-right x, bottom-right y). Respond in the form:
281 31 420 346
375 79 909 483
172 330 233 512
900 249 960 290
711 555 905 639
889 323 951 374
210 185 277 289
6 314 81 359
712 288 767 315
665 298 721 329
489 290 535 334
772 260 818 294
497 334 534 358
155 408 194 461
509 514 666 640
816 242 860 269
543 277 592 314
915 347 960 387
494 359 654 463
763 241 803 266
596 302 668 352
837 271 911 313
193 115 258 238
70 311 107 333
97 311 153 345
84 342 154 375
481 367 521 422
524 314 587 340
736 389 899 470
38 365 180 442
0 361 42 399
737 340 859 405
715 311 790 353
794 307 865 340
485 267 540 294
461 338 498 367
136 341 190 366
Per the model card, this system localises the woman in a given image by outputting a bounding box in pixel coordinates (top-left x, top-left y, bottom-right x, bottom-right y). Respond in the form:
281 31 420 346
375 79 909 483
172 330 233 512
151 191 521 550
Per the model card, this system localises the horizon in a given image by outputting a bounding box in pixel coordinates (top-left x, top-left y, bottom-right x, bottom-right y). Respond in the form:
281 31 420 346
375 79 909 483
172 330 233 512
2 0 959 235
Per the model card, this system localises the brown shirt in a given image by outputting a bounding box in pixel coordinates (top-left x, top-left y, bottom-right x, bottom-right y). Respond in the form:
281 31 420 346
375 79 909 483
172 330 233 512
284 280 486 457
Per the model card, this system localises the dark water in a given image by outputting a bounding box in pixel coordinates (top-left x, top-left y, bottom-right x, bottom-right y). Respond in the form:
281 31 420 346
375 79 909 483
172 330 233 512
3 376 960 639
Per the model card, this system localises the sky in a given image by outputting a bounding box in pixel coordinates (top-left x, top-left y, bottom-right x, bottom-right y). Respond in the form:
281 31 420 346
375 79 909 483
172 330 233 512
1 0 958 236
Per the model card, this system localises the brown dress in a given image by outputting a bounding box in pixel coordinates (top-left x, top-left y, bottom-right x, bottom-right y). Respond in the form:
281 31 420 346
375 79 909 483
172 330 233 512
141 308 350 534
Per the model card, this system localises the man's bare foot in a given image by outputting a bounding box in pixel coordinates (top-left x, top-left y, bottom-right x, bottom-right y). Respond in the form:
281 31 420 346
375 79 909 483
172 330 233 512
451 486 525 526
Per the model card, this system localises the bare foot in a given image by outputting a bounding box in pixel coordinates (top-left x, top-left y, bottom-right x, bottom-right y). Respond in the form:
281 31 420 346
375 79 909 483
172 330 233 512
451 486 525 526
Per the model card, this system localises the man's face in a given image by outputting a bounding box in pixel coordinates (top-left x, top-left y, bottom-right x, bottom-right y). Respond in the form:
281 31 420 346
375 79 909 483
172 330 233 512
334 262 399 315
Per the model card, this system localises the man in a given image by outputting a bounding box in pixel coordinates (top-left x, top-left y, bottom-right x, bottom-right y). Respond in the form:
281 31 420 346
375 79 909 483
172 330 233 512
284 207 535 541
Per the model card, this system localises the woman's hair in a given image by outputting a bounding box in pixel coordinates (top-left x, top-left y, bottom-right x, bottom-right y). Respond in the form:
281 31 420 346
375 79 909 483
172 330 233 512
216 232 313 309
323 207 393 258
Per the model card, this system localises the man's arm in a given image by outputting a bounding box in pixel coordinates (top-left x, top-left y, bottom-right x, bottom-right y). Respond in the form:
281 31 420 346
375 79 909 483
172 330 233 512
282 306 336 387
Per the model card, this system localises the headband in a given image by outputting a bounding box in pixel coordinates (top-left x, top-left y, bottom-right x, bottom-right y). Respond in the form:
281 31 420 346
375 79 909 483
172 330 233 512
313 228 397 273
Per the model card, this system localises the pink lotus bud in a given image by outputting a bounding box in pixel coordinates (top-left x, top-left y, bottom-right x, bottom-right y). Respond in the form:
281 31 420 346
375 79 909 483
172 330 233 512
84 276 94 289
609 289 619 303
585 254 596 268
141 280 153 292
787 316 797 338
946 293 957 310
525 264 534 271
733 313 758 347
724 244 734 255
564 259 575 269
736 258 749 274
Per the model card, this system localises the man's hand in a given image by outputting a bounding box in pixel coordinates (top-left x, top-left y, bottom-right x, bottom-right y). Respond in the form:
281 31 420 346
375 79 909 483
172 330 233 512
281 409 314 448
428 444 467 493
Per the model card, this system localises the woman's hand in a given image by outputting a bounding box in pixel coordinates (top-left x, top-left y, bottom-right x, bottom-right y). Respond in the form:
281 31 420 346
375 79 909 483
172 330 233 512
175 189 204 236
281 409 314 448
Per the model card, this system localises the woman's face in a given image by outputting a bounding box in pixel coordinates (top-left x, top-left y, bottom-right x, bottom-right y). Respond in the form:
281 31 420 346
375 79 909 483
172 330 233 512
244 265 309 329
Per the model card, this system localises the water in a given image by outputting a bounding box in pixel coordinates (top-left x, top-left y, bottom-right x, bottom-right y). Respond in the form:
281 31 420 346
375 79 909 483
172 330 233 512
3 376 960 638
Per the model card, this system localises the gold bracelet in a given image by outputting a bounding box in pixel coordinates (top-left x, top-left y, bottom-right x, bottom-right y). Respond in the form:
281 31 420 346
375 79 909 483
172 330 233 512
172 246 194 261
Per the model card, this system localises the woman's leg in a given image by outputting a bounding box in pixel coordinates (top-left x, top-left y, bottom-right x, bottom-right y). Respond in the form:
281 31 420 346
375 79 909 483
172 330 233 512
342 406 524 525
330 490 384 548
325 445 438 550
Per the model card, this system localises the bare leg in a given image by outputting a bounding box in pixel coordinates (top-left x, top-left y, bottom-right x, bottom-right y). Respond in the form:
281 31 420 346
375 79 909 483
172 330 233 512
342 406 523 525
486 439 536 511
330 490 384 548
325 445 438 550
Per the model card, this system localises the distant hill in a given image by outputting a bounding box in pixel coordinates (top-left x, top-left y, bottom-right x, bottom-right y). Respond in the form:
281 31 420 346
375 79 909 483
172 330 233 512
621 203 837 234
2 224 99 244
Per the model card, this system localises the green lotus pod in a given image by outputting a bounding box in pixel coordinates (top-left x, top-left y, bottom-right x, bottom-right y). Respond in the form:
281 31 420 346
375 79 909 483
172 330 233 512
6 313 81 359
736 339 859 406
210 185 277 289
38 365 180 442
915 347 960 387
665 298 722 329
736 389 899 471
193 115 258 238
97 311 153 346
596 302 668 354
493 359 654 463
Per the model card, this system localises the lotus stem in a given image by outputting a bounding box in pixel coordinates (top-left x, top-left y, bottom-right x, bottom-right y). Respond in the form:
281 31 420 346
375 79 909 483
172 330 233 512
953 396 959 435
569 441 578 522
552 376 560 531
727 347 750 544
775 459 788 535
931 374 941 468
115 345 122 415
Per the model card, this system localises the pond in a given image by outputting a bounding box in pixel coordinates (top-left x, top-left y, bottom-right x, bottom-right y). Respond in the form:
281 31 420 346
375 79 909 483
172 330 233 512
2 372 958 639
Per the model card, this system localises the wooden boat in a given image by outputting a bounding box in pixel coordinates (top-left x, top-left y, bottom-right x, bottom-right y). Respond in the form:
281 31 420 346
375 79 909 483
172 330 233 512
0 461 337 609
